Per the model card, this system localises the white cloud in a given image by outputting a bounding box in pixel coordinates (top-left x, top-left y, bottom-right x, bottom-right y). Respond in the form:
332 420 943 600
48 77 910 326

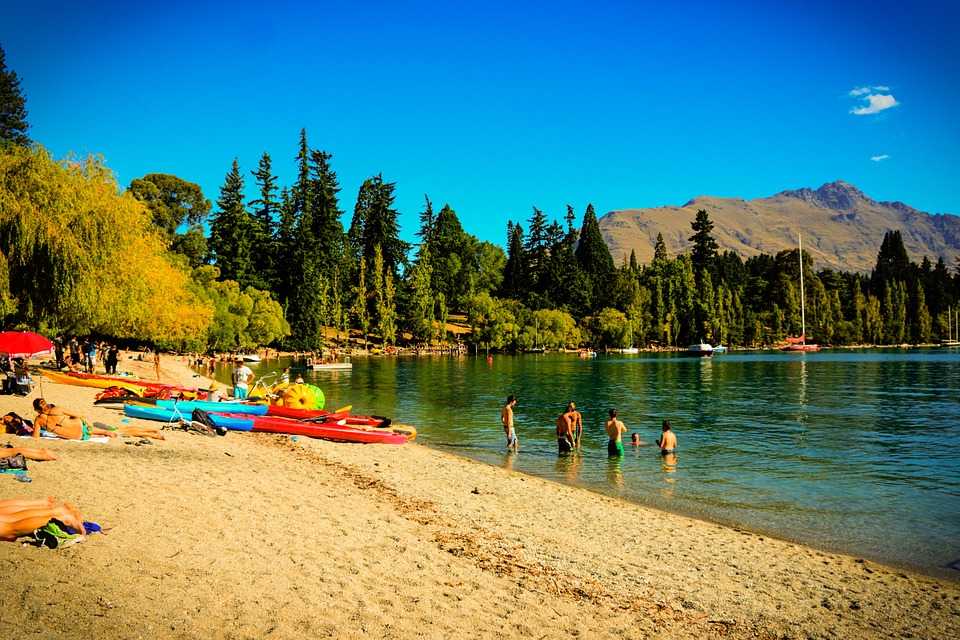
873 85 890 92
870 154 890 162
849 86 871 96
851 93 899 115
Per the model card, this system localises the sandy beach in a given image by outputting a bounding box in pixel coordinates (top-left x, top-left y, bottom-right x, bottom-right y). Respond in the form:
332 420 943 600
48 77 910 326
1 357 957 639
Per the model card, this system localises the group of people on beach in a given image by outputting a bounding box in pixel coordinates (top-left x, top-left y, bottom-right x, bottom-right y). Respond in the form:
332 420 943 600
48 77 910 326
53 337 122 376
501 395 678 457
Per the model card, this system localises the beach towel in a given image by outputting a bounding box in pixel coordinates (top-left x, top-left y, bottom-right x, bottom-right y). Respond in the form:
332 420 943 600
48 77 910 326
17 434 111 444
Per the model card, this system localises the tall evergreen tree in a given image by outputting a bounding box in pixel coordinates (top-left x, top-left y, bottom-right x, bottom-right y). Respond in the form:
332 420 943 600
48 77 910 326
0 45 29 146
275 187 297 305
308 148 345 274
689 209 719 276
208 159 257 287
360 174 407 279
502 221 527 299
871 230 911 293
524 207 550 292
416 195 435 244
249 152 279 288
575 203 615 311
653 232 669 267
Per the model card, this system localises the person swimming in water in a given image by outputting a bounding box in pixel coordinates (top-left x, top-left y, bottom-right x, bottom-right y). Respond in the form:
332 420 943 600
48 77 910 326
605 408 627 457
656 419 677 453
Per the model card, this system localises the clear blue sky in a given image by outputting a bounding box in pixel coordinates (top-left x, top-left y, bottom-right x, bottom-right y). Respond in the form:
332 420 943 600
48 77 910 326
3 0 958 246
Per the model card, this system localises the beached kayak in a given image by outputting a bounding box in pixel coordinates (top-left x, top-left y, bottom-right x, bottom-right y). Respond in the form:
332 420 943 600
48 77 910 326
62 371 200 393
266 404 387 427
42 369 147 395
214 413 407 444
124 403 254 431
155 399 268 415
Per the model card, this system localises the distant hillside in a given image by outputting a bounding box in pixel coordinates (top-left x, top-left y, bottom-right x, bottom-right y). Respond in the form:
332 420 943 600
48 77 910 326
599 181 960 272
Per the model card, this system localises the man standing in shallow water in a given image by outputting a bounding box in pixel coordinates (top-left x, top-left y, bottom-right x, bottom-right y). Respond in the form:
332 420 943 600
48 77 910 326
657 419 678 453
605 408 627 457
567 402 583 448
556 407 574 454
501 395 518 451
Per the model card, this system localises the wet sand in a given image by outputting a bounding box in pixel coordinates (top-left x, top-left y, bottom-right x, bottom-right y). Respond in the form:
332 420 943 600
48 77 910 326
1 356 957 639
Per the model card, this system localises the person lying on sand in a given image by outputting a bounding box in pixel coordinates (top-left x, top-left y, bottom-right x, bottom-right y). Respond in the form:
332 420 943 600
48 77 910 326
0 496 86 541
2 445 57 461
32 398 164 441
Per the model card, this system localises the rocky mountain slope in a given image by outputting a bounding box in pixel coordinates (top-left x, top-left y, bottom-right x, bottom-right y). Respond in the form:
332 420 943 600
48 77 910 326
599 181 960 272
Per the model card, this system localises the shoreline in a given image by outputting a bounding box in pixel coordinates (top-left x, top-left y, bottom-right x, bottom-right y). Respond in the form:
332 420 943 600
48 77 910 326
427 441 958 582
4 359 958 638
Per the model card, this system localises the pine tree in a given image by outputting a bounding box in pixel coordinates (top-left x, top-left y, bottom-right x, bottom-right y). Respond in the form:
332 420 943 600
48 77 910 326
629 249 639 273
308 148 345 276
689 209 718 277
524 207 550 292
872 230 911 293
363 174 406 279
575 203 615 311
653 232 669 267
275 187 297 305
249 152 278 288
208 159 256 287
502 221 527 299
0 45 29 146
417 195 435 244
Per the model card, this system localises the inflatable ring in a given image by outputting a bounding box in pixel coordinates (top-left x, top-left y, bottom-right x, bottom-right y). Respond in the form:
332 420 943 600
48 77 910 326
280 383 322 410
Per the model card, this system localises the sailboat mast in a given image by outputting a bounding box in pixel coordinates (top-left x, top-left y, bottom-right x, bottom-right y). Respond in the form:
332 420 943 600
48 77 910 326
799 233 806 345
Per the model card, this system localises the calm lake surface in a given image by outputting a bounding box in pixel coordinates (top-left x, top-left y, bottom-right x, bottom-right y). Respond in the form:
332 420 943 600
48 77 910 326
211 349 960 576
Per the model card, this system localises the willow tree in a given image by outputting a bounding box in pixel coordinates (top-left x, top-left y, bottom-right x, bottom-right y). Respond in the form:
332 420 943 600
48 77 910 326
0 145 211 340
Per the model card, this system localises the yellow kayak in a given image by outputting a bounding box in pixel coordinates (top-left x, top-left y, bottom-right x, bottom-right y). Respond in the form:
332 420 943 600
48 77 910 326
41 369 147 395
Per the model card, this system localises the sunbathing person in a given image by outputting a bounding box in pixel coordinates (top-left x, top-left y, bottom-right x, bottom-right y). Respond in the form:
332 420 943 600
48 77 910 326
2 445 57 461
32 398 164 441
0 497 86 541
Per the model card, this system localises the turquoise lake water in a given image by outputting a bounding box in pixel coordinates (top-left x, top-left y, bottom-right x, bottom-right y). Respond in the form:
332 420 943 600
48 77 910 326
209 349 960 577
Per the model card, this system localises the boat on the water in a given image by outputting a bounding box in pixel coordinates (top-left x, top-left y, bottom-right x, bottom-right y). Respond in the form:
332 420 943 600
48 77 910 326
307 362 353 371
781 233 820 353
712 345 728 354
619 347 640 354
686 342 714 357
240 354 261 363
944 308 960 347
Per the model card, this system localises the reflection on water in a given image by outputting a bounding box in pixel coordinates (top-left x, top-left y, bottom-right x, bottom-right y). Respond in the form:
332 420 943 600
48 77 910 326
209 349 960 576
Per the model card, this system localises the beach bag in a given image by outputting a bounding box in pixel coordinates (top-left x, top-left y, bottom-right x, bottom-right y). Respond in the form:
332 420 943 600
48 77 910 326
0 453 27 471
190 409 227 437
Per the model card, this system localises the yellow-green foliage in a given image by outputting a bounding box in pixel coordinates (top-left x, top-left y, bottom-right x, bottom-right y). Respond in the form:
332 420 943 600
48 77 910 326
0 145 212 340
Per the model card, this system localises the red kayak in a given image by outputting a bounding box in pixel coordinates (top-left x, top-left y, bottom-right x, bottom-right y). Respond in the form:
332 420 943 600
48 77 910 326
266 404 388 427
215 413 407 445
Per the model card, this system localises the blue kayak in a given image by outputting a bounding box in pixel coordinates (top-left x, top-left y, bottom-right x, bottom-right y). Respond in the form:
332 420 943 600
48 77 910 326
207 414 254 431
155 399 268 415
123 403 253 431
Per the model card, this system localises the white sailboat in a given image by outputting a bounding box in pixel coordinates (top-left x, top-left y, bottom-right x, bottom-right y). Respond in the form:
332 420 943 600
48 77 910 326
944 307 960 347
782 233 819 352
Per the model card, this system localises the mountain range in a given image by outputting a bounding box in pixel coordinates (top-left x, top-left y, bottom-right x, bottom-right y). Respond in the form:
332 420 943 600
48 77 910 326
598 181 960 272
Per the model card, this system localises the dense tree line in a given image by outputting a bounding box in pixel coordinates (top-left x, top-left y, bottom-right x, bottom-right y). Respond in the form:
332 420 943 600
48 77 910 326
470 205 960 351
4 42 959 353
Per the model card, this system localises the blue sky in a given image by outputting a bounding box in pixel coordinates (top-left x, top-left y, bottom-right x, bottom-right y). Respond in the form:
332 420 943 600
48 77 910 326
3 0 958 246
